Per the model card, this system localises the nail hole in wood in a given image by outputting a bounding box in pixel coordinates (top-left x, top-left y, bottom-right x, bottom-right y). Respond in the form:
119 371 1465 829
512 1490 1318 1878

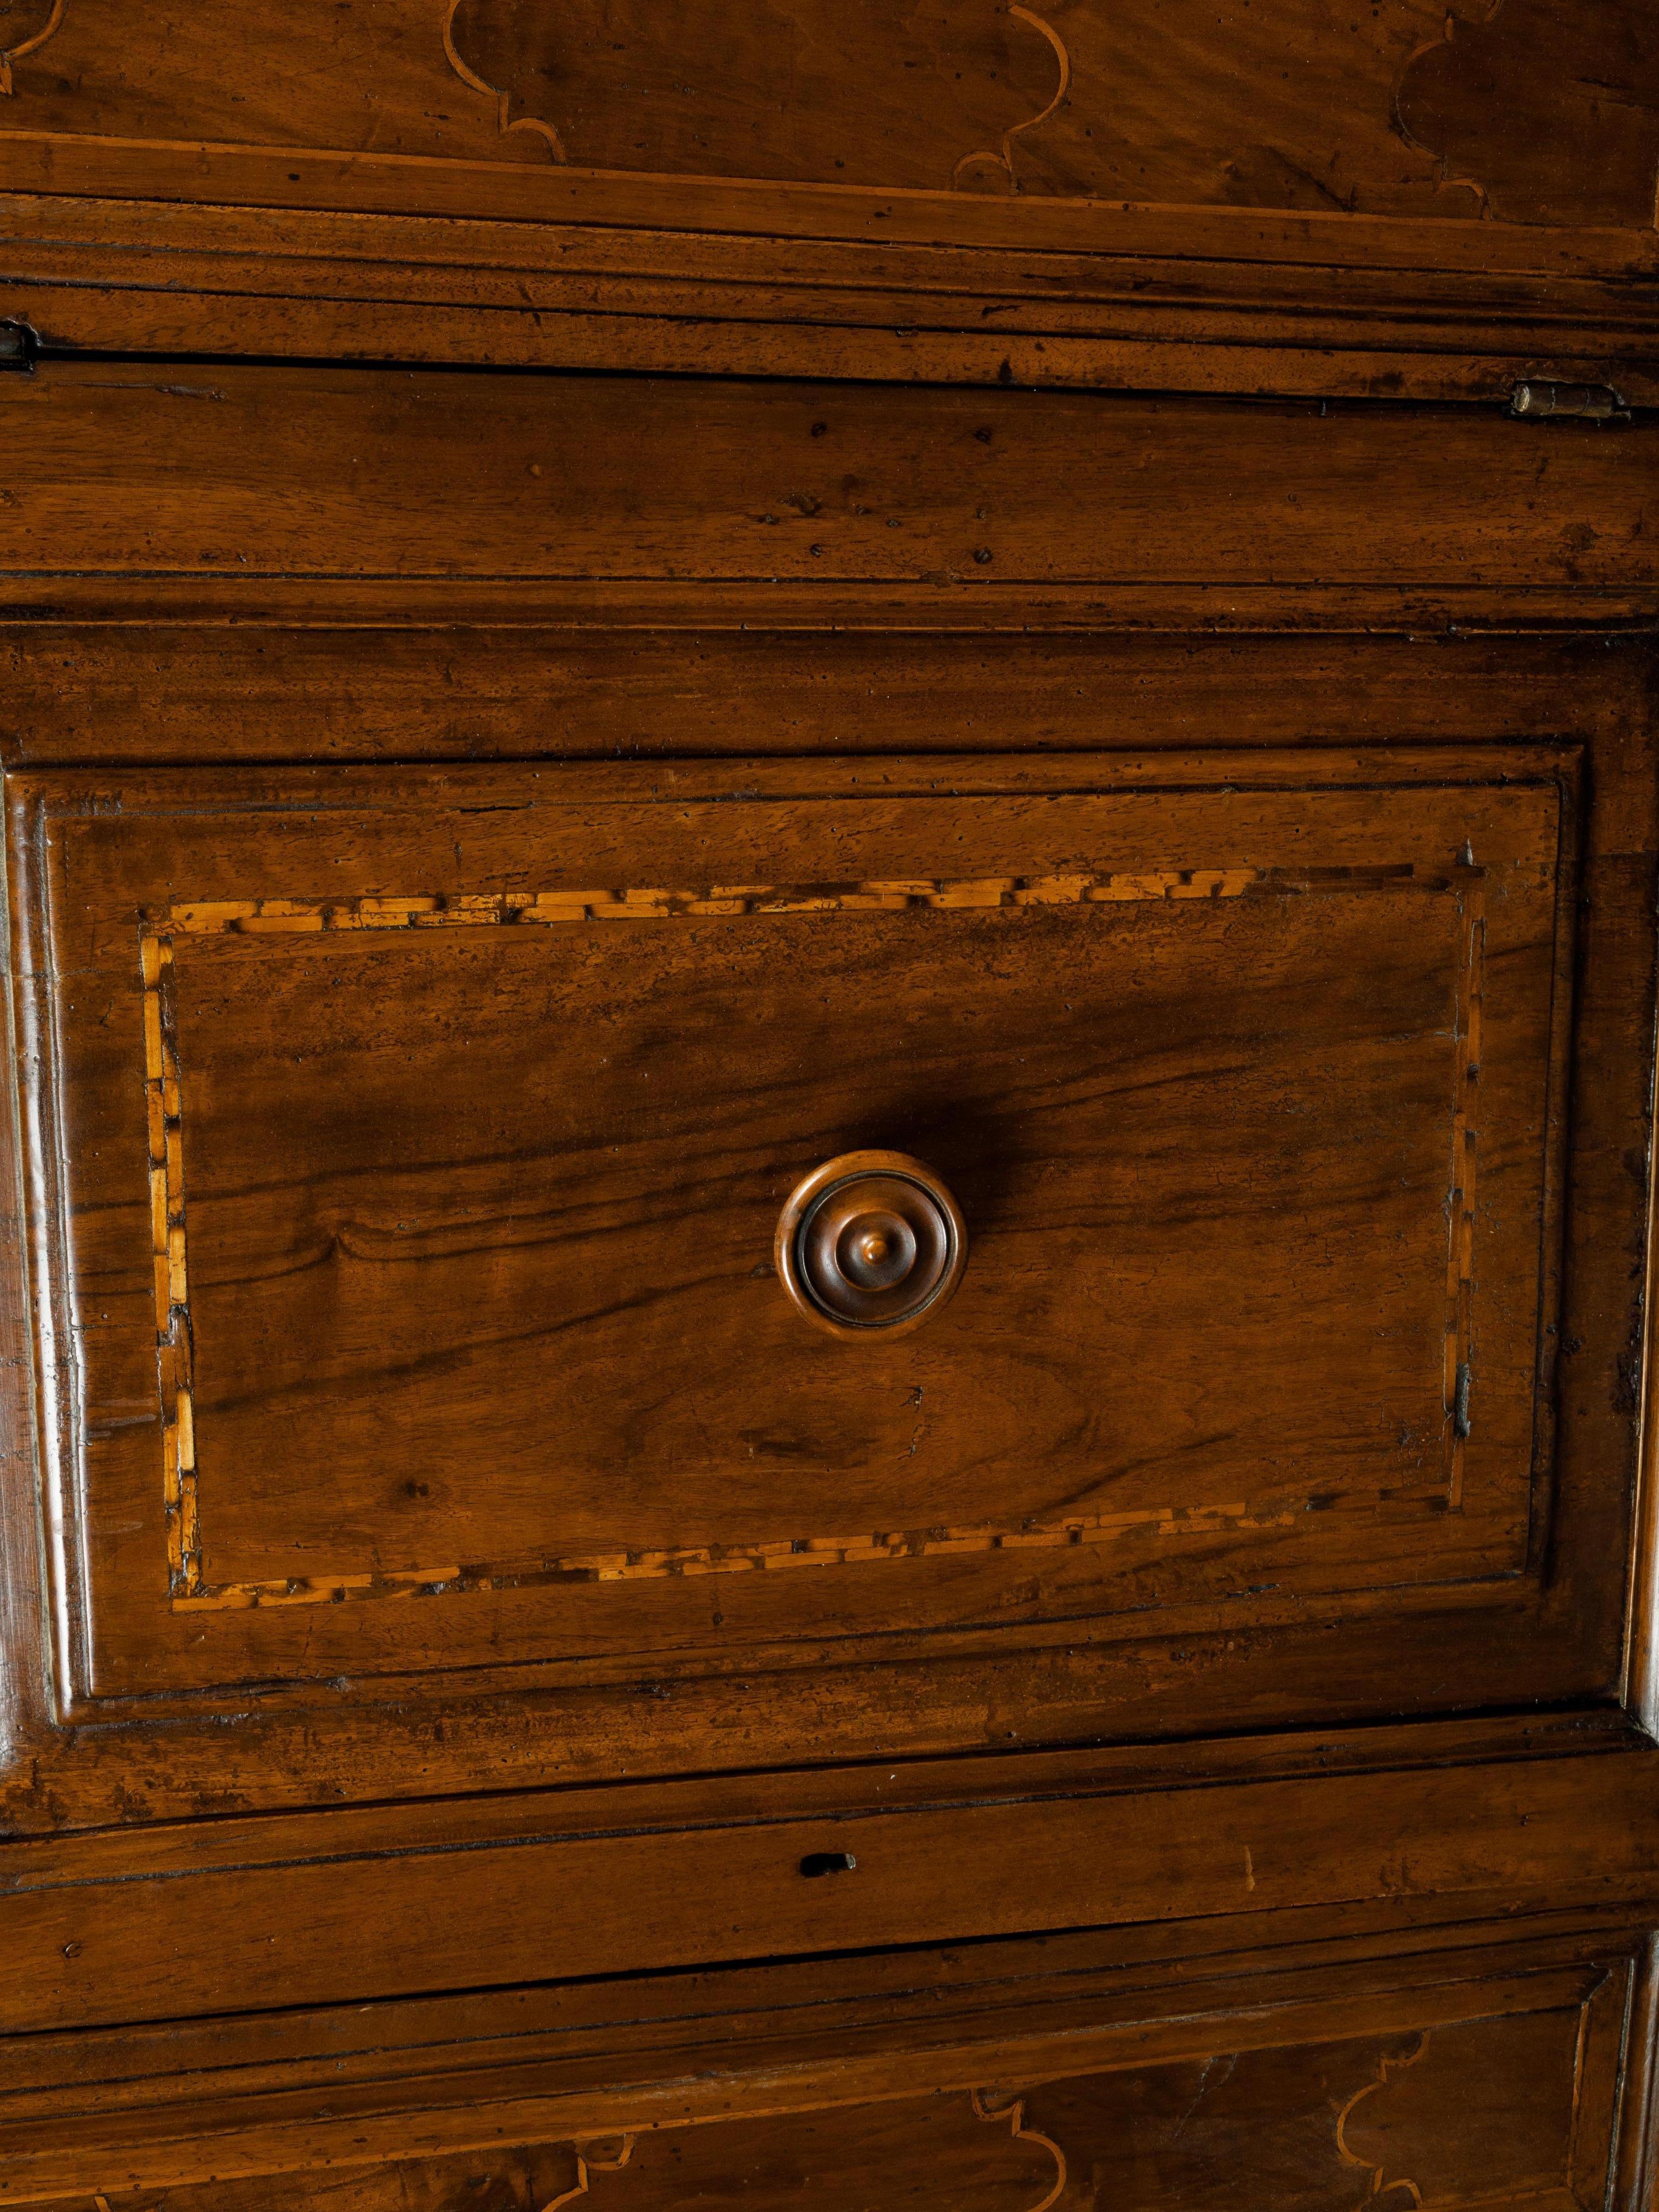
799 1849 857 1877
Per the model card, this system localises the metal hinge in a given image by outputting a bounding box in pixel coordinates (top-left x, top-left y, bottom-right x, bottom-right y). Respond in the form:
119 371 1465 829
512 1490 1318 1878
1453 1361 1472 1439
0 324 34 371
1510 379 1627 422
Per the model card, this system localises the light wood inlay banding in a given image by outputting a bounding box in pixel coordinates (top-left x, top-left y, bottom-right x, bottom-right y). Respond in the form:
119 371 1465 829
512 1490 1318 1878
139 861 1481 1613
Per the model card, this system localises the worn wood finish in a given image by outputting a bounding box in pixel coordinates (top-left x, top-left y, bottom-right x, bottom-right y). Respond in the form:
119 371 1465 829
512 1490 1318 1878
0 0 1651 399
0 364 1649 611
0 17 1655 2187
8 1987 1629 2212
5 186 1659 403
0 0 1647 222
12 1730 1659 2039
2 628 1647 766
14 763 1562 1682
0 0 1651 398
0 1896 1644 2199
0 625 1650 1826
3 735 1635 1822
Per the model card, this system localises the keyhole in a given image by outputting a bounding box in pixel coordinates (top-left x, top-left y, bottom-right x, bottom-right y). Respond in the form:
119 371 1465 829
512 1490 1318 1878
799 1850 858 1877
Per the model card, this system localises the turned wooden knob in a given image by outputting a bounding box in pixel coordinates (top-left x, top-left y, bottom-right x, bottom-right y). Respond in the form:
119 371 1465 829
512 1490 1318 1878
775 1151 968 1340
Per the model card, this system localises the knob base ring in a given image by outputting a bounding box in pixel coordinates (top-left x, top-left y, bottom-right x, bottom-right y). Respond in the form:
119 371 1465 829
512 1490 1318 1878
775 1149 969 1342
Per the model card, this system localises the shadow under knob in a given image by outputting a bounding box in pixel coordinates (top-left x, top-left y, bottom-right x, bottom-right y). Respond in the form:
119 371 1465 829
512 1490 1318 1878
775 1150 968 1340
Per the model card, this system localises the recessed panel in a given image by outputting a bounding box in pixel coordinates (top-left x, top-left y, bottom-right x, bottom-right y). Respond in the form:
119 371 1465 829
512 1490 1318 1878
14 757 1567 1698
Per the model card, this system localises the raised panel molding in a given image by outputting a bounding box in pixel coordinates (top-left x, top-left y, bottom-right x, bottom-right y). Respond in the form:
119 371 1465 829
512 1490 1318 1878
12 758 1558 1719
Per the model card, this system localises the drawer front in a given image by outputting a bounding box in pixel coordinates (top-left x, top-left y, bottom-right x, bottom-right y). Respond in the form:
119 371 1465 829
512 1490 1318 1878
0 1947 1628 2208
11 748 1569 1724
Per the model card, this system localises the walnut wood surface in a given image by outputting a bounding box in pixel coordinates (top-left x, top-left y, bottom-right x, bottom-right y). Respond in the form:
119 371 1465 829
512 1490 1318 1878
1 629 1645 768
0 0 1651 397
3 757 1583 1752
0 0 1646 223
0 1902 1642 2199
0 637 1649 1822
5 185 1658 403
0 366 1648 613
13 1731 1659 2040
0 88 1652 2188
8 1985 1627 2212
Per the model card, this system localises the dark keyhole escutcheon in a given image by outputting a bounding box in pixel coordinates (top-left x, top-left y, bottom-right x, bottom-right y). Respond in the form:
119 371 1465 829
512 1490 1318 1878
799 1849 858 1877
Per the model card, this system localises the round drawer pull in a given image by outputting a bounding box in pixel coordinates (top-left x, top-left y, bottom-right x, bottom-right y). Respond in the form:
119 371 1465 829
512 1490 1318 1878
775 1150 968 1340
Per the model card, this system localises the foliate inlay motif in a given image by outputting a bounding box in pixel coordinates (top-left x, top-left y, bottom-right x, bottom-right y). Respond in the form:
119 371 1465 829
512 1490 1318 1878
1335 2033 1431 2208
545 2138 637 2212
442 0 1074 192
1395 0 1659 227
970 2091 1068 2212
0 0 1648 224
441 0 564 158
0 0 62 95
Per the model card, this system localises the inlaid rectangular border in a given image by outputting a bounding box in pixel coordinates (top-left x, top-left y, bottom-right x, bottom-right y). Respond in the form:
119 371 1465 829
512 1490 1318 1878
141 860 1481 1613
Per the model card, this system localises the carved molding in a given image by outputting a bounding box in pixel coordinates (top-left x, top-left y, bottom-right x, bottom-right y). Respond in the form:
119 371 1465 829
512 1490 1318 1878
139 860 1479 1614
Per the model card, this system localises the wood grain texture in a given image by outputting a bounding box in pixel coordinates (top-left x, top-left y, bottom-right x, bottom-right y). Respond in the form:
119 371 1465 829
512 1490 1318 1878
442 0 1471 209
2 40 1653 404
0 629 1642 766
0 363 1650 619
0 0 1648 231
28 2008 1608 2212
135 855 1481 1614
0 225 1655 2194
1397 0 1659 228
0 1917 1635 2200
8 758 1567 1721
4 1734 1659 2033
0 645 1647 1824
0 12 1655 2185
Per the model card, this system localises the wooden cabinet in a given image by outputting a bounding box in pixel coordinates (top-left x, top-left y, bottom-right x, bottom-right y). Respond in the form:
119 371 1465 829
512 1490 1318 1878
0 9 1657 2206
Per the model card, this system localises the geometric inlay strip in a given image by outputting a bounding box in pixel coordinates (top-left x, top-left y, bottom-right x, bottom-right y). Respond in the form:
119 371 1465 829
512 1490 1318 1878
140 862 1477 1612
